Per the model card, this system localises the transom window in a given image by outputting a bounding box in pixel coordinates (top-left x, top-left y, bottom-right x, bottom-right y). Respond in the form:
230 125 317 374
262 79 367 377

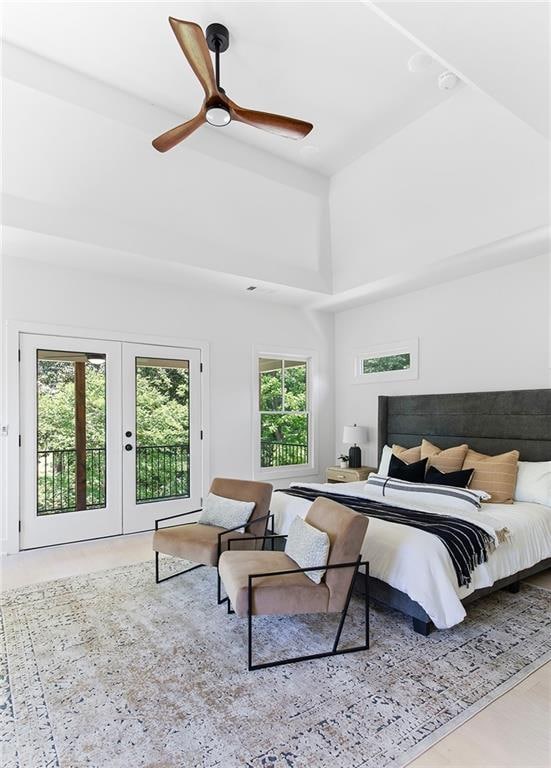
354 339 418 383
362 352 411 374
258 357 310 469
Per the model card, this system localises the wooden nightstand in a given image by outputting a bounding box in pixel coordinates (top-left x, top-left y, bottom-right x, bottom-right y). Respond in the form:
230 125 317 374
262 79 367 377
326 466 376 483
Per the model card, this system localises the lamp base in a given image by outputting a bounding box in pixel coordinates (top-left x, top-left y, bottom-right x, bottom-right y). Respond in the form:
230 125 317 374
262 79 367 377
348 445 362 469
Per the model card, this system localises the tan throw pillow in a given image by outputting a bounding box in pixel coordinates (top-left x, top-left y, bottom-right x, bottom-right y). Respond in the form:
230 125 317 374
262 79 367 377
421 439 469 473
392 444 421 464
462 448 520 504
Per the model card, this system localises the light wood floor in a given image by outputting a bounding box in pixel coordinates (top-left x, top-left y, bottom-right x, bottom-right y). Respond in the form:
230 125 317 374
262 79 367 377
2 535 550 768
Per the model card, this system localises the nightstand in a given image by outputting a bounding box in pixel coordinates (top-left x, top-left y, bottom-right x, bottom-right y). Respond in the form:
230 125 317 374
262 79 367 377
326 466 376 483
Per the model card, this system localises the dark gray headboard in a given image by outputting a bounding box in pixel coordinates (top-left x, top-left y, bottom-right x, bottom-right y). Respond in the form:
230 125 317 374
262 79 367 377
378 389 551 462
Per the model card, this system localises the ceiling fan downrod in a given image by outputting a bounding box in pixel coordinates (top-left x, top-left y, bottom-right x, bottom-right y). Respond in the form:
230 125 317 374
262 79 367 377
206 23 229 93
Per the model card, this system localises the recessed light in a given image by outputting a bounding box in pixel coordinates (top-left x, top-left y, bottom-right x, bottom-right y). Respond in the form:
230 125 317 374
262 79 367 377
407 51 434 73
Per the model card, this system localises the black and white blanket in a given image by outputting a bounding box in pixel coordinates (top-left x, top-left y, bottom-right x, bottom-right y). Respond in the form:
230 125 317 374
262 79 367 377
279 485 499 588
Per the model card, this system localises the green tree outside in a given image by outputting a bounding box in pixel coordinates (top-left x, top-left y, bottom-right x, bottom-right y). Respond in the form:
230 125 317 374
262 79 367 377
37 360 190 512
363 353 410 374
259 361 308 466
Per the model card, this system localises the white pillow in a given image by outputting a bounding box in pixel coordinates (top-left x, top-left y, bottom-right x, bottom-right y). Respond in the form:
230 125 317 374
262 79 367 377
199 493 255 530
378 445 392 476
285 516 330 584
514 461 551 506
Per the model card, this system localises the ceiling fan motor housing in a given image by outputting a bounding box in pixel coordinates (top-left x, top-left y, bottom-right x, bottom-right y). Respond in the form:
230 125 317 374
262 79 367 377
206 23 230 52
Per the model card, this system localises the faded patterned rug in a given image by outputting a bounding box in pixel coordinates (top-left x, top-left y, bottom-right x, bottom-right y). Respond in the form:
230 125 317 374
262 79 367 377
1 560 550 768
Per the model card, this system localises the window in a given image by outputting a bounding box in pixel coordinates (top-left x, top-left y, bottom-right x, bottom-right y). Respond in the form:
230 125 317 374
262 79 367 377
362 353 411 374
257 356 311 472
354 339 418 383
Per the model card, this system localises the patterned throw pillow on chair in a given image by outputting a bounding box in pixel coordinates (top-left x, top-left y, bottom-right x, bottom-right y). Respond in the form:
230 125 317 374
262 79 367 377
285 516 330 584
199 493 255 530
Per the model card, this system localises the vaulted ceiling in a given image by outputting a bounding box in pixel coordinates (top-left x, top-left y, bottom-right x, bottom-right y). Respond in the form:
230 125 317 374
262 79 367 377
2 0 459 175
2 1 549 308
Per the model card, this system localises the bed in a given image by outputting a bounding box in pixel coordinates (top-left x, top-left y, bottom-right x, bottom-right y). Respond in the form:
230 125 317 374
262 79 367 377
271 388 551 634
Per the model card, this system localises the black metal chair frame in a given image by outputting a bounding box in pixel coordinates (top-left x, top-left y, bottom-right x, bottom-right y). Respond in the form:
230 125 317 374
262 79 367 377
153 508 274 592
223 533 370 671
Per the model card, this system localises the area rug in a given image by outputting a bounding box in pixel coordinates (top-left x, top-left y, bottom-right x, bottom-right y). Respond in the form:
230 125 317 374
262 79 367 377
2 560 550 768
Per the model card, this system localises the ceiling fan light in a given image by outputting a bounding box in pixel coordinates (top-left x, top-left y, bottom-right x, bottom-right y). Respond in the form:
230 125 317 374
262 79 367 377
206 106 231 127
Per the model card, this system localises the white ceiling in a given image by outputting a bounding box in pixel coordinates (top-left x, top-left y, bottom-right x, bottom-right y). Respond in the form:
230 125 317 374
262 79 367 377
2 1 549 309
2 1 456 175
375 1 550 139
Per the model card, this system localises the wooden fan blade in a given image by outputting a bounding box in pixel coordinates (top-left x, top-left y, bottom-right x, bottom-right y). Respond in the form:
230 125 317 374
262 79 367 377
152 112 205 152
228 101 313 139
168 17 218 99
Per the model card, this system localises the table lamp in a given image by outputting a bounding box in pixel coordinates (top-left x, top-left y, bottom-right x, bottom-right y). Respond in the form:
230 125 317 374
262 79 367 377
342 424 368 469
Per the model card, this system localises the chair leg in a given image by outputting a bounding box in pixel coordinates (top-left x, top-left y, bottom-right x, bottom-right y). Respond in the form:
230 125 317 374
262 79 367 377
248 609 253 669
217 568 230 605
248 559 370 671
331 558 361 653
365 563 370 649
155 551 205 584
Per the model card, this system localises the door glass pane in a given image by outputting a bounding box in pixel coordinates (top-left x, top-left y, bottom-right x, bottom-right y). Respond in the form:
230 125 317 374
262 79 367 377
37 350 106 515
135 357 190 503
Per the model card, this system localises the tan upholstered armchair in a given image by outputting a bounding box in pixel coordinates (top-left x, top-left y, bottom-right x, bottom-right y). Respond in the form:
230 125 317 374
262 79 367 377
218 496 370 670
152 477 273 603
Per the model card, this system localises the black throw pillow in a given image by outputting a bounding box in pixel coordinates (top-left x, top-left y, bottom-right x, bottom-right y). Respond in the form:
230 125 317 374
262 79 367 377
388 455 428 483
425 465 474 488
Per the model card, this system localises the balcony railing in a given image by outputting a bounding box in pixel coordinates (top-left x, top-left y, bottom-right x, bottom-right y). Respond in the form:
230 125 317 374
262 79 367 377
260 441 308 468
37 444 190 514
136 444 189 503
38 448 106 514
38 441 307 514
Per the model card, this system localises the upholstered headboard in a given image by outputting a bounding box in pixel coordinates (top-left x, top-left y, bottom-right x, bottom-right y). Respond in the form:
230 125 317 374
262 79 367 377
378 389 551 463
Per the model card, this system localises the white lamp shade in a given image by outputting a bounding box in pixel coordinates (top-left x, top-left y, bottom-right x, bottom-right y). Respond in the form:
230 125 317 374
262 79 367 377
342 425 368 444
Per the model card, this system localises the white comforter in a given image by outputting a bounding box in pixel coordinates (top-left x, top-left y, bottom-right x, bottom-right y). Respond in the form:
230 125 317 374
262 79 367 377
270 481 551 629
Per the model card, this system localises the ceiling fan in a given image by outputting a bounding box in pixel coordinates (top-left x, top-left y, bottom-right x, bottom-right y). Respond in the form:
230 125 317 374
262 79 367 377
152 18 314 152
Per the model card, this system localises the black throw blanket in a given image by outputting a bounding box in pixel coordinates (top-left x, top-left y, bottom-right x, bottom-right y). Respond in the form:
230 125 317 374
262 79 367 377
278 486 496 588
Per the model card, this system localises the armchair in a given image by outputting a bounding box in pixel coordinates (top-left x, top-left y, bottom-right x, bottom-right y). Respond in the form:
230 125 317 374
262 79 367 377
152 477 273 602
218 496 370 670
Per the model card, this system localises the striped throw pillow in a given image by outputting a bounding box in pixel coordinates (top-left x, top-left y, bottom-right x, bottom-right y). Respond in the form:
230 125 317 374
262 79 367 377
421 440 469 474
462 448 520 504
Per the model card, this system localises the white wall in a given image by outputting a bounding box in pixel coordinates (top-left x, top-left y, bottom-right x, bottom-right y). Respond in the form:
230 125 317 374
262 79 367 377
2 255 334 508
334 254 550 467
330 88 549 293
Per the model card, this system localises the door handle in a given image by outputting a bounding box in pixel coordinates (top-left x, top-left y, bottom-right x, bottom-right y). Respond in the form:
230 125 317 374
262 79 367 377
125 444 133 451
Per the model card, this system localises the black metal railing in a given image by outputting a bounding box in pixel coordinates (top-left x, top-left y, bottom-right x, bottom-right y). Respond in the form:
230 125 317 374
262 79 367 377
260 441 308 468
37 448 106 514
37 443 191 513
38 440 307 513
136 444 189 503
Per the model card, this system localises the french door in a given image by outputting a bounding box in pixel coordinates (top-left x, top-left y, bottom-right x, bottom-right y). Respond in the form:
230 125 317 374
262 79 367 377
19 333 202 549
121 343 202 533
